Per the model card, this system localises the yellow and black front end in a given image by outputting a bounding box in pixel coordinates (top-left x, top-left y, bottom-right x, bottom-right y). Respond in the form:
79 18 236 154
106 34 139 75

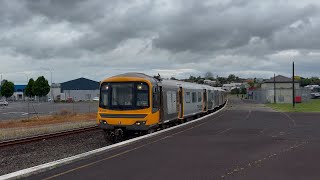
97 74 160 134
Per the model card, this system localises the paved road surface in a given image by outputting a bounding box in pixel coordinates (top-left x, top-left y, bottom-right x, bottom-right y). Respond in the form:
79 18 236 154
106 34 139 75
0 102 98 120
24 98 320 180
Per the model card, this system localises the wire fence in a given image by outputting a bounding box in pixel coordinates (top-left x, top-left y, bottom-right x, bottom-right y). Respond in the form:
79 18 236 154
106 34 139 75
248 88 312 104
0 100 98 121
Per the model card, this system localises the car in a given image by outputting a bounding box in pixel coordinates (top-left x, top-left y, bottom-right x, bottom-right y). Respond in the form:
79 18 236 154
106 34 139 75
93 97 99 101
0 99 8 106
311 87 320 99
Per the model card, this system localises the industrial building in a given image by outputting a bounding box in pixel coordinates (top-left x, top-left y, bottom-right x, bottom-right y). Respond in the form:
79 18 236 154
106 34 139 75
249 75 309 104
50 78 100 101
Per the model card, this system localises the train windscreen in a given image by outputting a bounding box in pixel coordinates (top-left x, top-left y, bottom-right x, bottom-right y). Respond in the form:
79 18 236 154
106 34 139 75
99 82 149 110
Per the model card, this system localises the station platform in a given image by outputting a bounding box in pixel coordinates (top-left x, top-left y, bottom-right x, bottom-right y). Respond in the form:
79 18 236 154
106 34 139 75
24 98 320 180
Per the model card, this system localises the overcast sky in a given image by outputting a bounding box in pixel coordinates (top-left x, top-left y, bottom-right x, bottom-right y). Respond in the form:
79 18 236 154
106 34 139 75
1 0 320 84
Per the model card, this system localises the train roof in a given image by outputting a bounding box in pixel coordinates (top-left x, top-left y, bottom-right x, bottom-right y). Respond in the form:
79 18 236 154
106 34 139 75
161 79 224 91
102 72 225 92
161 79 203 89
102 72 159 85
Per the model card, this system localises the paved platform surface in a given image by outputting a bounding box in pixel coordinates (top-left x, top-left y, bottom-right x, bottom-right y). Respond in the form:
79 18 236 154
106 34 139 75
24 98 320 180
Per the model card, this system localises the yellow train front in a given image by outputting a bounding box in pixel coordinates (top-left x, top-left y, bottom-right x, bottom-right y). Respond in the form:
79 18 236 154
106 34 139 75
97 73 160 141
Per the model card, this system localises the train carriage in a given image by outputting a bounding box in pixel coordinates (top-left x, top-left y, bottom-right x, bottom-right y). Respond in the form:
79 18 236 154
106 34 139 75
97 73 227 141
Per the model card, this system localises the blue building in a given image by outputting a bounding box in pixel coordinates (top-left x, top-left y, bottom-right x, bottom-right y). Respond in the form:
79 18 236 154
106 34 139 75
13 85 26 100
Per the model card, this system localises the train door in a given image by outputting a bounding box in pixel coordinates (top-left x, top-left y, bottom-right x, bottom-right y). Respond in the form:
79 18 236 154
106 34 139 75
203 89 208 112
159 86 164 122
178 87 184 119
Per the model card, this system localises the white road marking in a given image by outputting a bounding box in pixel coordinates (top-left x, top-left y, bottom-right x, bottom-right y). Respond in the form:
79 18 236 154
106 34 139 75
281 112 297 127
0 101 228 180
2 112 27 115
217 128 233 135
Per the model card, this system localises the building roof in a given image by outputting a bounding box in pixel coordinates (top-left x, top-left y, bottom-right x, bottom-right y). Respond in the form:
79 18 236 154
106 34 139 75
264 75 298 83
61 78 99 91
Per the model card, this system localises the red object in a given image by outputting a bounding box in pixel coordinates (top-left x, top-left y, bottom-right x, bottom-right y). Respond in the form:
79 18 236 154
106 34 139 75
295 96 302 103
67 97 74 103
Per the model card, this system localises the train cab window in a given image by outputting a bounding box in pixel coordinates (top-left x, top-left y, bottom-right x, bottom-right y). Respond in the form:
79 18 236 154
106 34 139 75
185 92 191 103
198 92 202 102
152 93 159 109
100 83 109 107
136 83 149 107
192 92 197 103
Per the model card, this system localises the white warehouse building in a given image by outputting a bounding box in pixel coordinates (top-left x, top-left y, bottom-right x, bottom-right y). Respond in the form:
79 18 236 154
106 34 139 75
49 78 100 101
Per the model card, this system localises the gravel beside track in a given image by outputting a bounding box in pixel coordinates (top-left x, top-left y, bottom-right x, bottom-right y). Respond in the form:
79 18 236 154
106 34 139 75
0 129 108 175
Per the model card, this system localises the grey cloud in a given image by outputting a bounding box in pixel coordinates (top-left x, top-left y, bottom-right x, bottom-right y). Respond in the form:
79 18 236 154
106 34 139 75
1 0 320 84
153 1 319 53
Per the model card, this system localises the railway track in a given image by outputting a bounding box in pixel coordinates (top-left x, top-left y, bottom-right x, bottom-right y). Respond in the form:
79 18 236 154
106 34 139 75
0 125 99 148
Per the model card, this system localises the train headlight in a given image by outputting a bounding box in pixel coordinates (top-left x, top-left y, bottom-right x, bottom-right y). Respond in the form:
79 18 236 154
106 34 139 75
100 120 107 124
135 121 146 126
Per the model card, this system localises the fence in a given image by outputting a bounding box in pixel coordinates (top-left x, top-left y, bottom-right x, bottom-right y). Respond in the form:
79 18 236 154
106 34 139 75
248 88 311 104
0 100 99 121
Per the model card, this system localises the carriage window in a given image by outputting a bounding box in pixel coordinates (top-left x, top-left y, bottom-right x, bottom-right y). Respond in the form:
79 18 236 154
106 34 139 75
185 92 191 103
198 92 202 102
192 92 197 103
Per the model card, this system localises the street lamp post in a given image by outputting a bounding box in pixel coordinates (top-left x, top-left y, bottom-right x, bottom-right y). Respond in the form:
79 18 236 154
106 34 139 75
49 69 54 113
24 74 28 101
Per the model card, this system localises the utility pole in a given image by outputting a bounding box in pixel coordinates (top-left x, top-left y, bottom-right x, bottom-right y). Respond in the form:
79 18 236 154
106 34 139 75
292 61 295 108
274 73 276 104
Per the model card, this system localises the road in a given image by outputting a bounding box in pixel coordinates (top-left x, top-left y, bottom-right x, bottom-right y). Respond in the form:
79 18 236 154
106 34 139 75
0 102 98 120
24 97 320 180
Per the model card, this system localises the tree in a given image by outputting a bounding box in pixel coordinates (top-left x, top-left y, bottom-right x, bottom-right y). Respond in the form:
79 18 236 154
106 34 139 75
248 81 255 88
25 78 35 97
240 87 247 94
170 77 177 80
217 77 228 85
205 72 213 79
300 77 320 86
227 74 236 82
33 76 50 98
1 80 14 98
230 88 240 94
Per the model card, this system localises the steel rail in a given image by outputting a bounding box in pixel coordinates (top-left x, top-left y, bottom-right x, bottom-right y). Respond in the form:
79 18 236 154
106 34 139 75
0 125 99 148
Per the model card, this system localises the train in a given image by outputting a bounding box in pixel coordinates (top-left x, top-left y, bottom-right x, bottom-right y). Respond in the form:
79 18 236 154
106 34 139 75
97 73 227 141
